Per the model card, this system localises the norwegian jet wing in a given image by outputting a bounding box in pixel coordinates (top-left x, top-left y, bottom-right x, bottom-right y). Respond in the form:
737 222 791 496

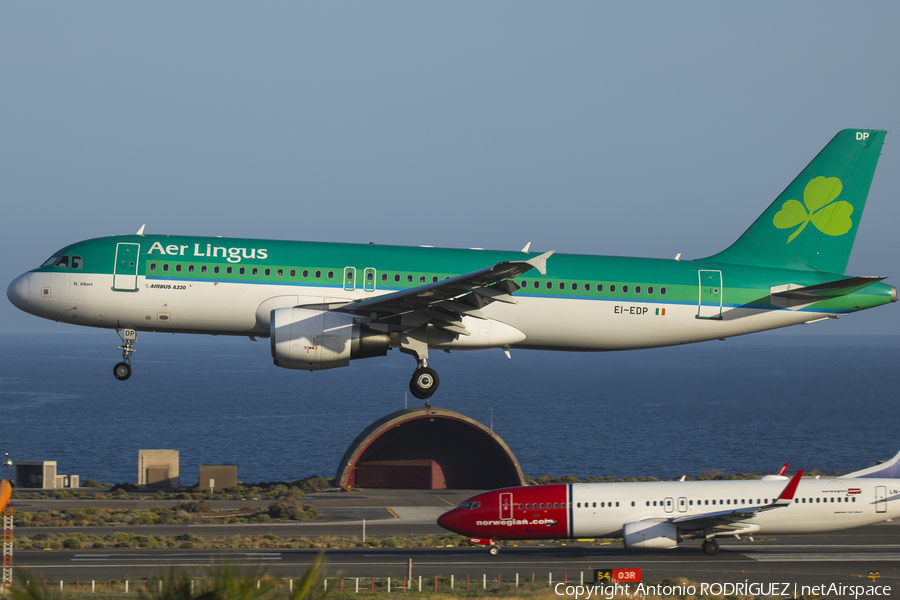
671 470 804 531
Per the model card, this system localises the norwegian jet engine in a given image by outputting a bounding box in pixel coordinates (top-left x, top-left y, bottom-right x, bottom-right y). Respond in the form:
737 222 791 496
270 307 389 370
622 521 680 550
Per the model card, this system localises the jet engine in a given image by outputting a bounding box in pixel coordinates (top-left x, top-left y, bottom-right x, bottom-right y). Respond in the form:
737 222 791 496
270 307 390 371
622 521 680 550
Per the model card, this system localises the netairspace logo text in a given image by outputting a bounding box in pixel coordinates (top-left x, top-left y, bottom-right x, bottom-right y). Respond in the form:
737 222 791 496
554 581 892 599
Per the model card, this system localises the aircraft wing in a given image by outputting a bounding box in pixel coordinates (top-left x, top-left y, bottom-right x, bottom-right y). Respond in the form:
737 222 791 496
350 250 554 312
771 276 885 302
671 470 803 531
303 251 554 339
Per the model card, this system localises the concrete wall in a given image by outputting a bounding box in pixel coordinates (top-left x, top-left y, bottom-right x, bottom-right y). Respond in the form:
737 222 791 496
198 465 237 491
138 450 180 488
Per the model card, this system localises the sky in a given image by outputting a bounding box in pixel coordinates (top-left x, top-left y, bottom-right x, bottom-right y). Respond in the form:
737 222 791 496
2 2 899 335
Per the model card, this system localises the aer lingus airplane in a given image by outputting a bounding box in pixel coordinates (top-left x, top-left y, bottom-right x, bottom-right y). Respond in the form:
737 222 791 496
6 129 895 398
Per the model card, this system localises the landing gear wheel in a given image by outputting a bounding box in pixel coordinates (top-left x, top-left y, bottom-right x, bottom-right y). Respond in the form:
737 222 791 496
113 362 132 381
409 367 439 400
488 546 500 556
702 538 719 556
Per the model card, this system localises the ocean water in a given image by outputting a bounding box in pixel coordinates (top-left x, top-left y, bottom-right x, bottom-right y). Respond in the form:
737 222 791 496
1 332 898 485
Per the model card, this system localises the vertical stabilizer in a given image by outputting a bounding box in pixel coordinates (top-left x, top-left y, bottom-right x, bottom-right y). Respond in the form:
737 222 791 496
704 129 885 273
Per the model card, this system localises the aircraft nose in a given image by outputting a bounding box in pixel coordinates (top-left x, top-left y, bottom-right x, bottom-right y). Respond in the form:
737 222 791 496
437 509 458 532
7 273 30 311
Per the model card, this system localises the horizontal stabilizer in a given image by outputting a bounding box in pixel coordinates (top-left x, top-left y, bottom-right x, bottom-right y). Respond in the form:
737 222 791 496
771 276 885 302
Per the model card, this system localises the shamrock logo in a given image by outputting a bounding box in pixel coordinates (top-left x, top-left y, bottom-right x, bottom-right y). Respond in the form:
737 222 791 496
772 176 853 243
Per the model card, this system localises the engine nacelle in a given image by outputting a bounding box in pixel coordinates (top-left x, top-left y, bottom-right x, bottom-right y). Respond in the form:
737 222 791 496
622 521 680 550
270 307 389 371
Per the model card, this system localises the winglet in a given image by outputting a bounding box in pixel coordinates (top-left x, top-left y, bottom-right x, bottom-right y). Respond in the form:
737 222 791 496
524 250 554 275
774 469 804 506
136 224 146 236
521 242 532 253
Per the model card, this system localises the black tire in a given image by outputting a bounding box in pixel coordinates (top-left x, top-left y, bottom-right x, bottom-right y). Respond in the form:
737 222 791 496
702 538 719 556
113 362 132 381
409 367 439 399
489 546 500 556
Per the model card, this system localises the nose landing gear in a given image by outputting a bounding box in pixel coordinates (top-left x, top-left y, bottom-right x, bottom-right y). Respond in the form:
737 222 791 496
114 328 136 381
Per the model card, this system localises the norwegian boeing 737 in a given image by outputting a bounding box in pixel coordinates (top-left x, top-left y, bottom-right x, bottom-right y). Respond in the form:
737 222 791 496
6 130 895 398
437 451 900 555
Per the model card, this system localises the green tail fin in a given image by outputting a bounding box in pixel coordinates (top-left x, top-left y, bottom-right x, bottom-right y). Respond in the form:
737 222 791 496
704 129 885 273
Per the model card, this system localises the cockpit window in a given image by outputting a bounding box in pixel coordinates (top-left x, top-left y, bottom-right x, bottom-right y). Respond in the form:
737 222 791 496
53 255 70 268
71 256 83 269
458 501 481 510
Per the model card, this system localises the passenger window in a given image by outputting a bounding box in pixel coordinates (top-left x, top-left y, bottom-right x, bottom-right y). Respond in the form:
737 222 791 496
315 270 321 279
559 282 564 290
149 263 157 272
661 287 667 295
381 273 387 282
596 284 603 292
265 268 272 276
394 274 400 282
54 255 69 268
327 271 333 279
71 256 83 269
163 264 169 272
277 269 283 277
253 268 259 276
546 282 552 290
622 285 628 293
553 503 558 509
432 276 438 283
407 275 413 283
420 275 426 283
584 283 590 291
214 266 220 274
534 281 540 289
175 264 182 272
571 283 577 291
647 286 654 294
226 266 232 274
616 502 619 507
188 265 194 273
290 269 296 277
635 286 641 294
303 270 309 278
201 266 207 273
521 280 527 288
610 284 616 292
592 502 596 508
240 267 245 275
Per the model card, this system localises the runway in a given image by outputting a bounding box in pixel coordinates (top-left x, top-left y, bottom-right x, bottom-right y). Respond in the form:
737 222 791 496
13 524 900 591
10 489 900 590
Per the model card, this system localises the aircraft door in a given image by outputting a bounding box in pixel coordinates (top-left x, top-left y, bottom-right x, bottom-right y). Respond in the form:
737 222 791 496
677 497 687 513
876 486 887 513
500 492 513 520
343 267 356 292
364 268 376 292
113 243 140 291
697 270 723 319
664 497 674 513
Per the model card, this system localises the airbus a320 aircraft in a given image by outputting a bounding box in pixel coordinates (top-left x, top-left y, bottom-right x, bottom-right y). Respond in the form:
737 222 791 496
437 451 900 555
6 130 895 398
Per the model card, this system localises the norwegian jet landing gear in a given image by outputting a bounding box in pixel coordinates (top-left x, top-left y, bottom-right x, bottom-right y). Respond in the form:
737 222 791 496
409 362 439 400
114 328 137 381
488 546 500 556
702 538 719 555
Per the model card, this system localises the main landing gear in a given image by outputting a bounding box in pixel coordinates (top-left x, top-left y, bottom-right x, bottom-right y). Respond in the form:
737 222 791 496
114 328 137 381
702 538 719 555
409 361 440 400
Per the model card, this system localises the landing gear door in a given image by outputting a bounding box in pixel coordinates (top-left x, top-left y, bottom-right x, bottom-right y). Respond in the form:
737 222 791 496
697 270 723 320
876 486 887 513
113 243 140 291
500 492 513 520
